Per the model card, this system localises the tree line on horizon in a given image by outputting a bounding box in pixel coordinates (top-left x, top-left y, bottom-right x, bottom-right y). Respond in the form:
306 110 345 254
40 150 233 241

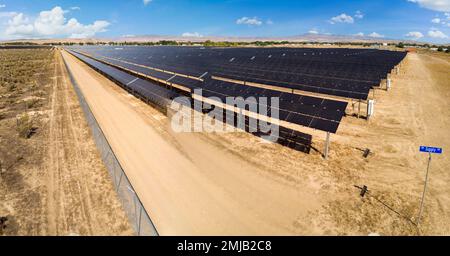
1 40 449 52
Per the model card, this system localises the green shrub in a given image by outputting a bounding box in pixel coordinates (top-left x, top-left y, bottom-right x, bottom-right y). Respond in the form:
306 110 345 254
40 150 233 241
7 83 16 92
16 113 33 138
26 98 40 109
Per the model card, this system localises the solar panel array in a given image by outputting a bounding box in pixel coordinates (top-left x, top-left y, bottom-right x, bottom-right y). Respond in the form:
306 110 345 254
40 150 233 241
69 50 179 110
68 49 348 134
67 49 320 150
69 46 406 100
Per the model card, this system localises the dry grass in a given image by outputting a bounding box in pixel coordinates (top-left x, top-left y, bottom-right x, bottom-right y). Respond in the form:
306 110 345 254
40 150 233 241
0 49 132 236
0 49 53 235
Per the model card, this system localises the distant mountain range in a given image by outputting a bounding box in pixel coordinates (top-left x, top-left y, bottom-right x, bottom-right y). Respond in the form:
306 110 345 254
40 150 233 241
2 33 421 45
112 33 418 44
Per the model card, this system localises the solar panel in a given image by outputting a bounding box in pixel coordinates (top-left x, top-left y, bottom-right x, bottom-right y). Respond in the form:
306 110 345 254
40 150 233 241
68 50 178 110
195 79 347 133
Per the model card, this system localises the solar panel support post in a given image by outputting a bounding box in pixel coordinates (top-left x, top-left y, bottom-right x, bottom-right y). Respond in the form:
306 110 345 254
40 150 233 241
324 132 331 160
367 100 375 121
357 100 361 119
367 100 370 120
351 99 355 113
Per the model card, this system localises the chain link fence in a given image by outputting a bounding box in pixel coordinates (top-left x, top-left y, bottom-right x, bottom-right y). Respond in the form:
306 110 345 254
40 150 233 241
61 54 159 236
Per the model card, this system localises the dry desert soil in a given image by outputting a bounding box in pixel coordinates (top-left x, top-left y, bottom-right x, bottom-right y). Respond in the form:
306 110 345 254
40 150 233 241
0 49 133 236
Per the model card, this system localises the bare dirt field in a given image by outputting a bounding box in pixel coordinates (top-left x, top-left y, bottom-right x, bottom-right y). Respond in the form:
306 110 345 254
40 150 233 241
0 49 132 236
62 49 450 236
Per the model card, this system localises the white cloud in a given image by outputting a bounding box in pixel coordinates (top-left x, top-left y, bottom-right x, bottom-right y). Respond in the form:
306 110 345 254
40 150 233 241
329 13 354 24
181 32 203 37
0 11 17 18
236 17 263 26
3 6 110 39
266 19 274 25
143 0 152 6
308 29 319 34
355 10 364 19
0 4 6 8
368 32 385 38
5 13 34 36
432 18 441 23
68 20 110 38
407 0 450 12
428 29 448 38
355 32 365 36
406 31 424 39
70 6 81 11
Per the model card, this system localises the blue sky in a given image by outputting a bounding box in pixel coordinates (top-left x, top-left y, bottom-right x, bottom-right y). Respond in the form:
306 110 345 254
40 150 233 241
0 0 449 43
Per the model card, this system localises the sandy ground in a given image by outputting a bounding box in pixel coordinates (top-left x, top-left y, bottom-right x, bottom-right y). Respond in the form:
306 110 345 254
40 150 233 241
0 50 133 236
61 50 450 236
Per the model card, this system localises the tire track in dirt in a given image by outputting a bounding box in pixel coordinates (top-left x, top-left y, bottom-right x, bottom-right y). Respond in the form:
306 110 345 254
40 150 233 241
58 51 99 234
45 51 61 234
56 52 94 235
46 52 95 235
45 51 133 236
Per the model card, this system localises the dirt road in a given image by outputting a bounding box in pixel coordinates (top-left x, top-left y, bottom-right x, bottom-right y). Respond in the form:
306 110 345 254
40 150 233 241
44 52 132 235
61 49 450 236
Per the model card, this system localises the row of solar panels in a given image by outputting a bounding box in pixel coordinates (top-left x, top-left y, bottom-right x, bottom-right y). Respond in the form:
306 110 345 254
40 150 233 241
74 46 405 67
93 53 370 101
69 46 405 100
73 46 406 76
87 52 372 100
69 51 178 109
197 99 314 153
200 79 346 133
68 49 348 134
